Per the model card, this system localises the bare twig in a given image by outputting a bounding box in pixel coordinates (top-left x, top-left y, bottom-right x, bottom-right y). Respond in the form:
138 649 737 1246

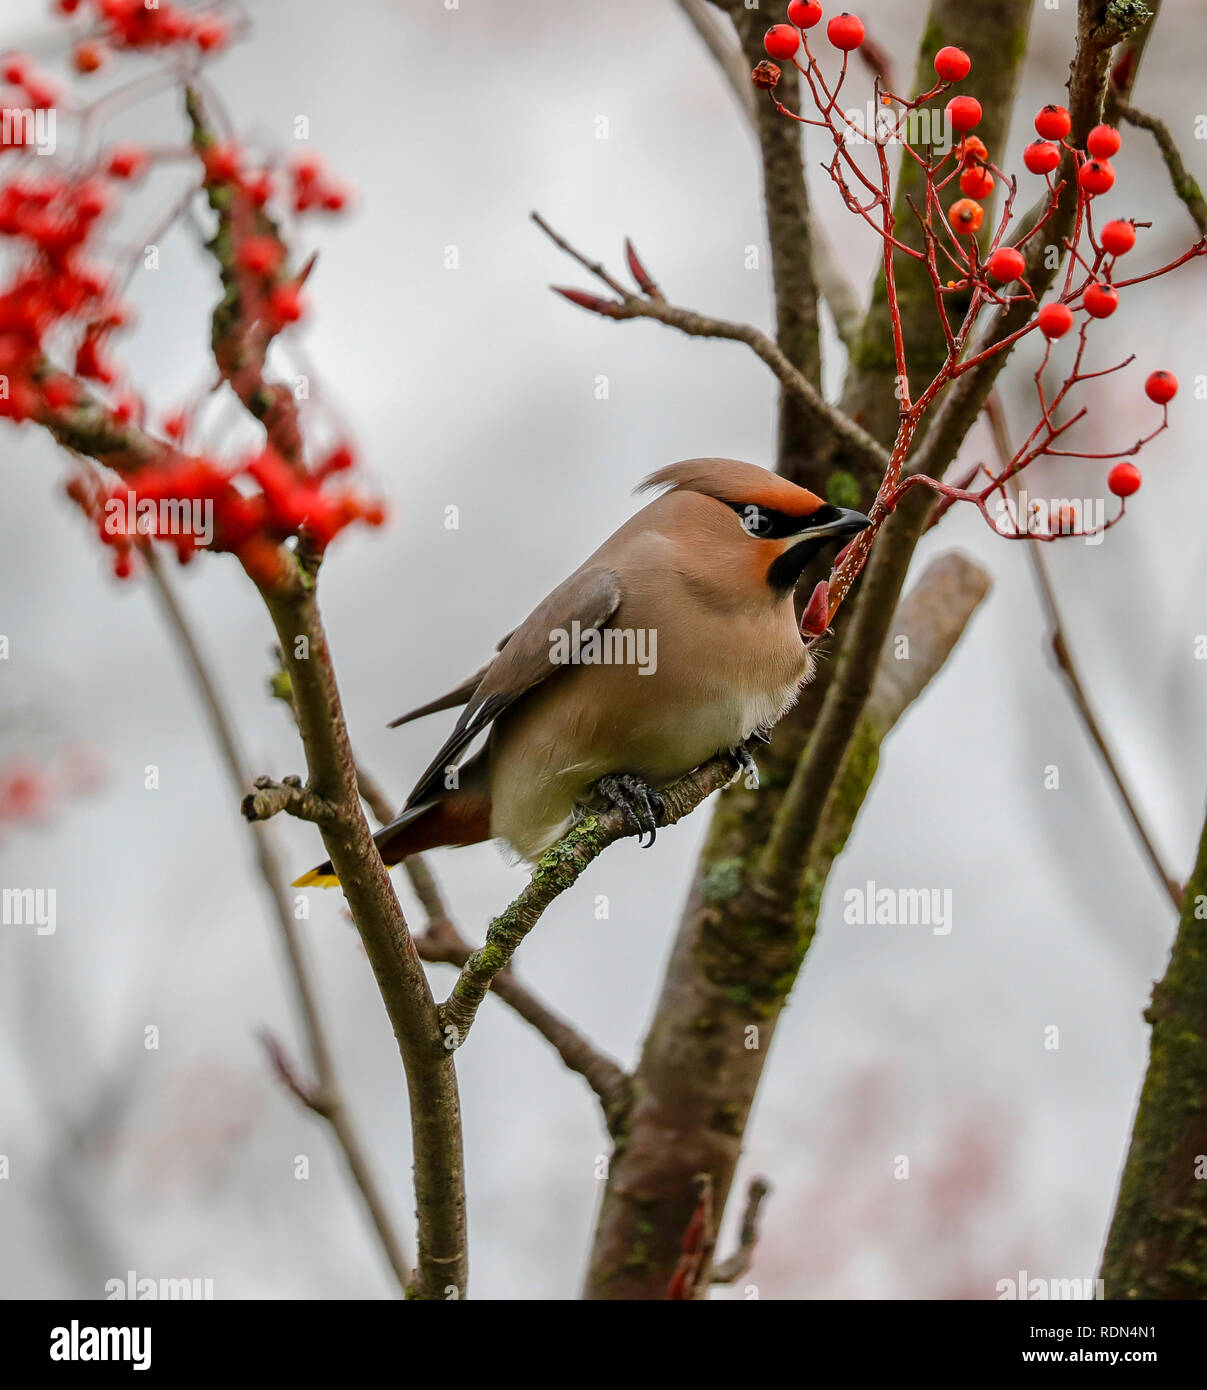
675 0 861 350
241 774 334 824
673 0 754 124
532 212 891 479
1116 98 1207 236
985 396 1183 910
143 551 414 1292
710 1176 771 1285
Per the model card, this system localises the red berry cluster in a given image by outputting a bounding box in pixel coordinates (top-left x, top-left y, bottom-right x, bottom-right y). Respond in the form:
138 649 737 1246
58 0 230 60
288 154 350 215
0 170 127 419
764 6 865 61
0 745 105 836
744 22 1197 544
0 1 382 584
64 441 384 583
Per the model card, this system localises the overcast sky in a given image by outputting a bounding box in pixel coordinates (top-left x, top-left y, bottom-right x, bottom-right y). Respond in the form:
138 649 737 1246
1 0 1205 1299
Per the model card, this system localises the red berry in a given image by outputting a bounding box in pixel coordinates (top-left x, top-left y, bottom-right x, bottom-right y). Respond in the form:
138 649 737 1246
193 17 229 52
934 46 971 82
1145 370 1177 404
162 410 189 442
112 392 141 425
986 246 1026 283
1035 104 1071 140
73 41 105 74
948 197 984 234
203 143 241 183
1 53 29 86
763 24 800 60
1086 124 1121 159
1052 502 1078 533
1078 159 1115 196
236 235 283 276
958 136 988 166
291 154 323 185
107 144 149 180
268 283 304 324
827 13 864 49
247 172 274 207
1023 140 1061 175
1083 282 1118 318
74 180 109 221
320 184 348 213
23 76 57 110
1108 462 1141 498
1036 302 1074 339
113 551 134 580
1100 219 1136 256
959 165 994 198
946 95 982 133
787 0 823 27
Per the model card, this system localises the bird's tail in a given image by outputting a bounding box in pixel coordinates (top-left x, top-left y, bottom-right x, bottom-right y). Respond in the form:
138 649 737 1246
292 792 492 888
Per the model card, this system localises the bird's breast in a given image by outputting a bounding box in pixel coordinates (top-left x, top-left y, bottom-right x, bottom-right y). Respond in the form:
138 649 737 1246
486 591 810 859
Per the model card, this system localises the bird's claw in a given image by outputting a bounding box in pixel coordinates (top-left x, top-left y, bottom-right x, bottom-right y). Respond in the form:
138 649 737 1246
730 744 760 790
595 773 666 847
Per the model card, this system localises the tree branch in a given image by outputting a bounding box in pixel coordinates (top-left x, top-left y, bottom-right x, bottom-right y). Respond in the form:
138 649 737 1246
439 752 745 1048
1116 97 1207 235
678 0 861 353
341 742 632 1120
1101 799 1207 1298
261 571 466 1299
709 1176 770 1285
241 774 334 824
585 550 991 1297
985 395 1184 910
143 552 414 1293
532 212 891 480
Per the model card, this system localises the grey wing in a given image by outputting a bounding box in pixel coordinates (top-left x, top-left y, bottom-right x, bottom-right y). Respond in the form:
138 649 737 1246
403 567 622 808
387 631 517 729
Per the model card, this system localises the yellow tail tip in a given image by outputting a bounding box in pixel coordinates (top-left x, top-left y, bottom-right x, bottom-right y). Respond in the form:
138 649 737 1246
292 869 341 889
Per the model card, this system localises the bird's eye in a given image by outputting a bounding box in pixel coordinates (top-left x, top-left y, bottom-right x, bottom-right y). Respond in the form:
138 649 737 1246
740 506 773 537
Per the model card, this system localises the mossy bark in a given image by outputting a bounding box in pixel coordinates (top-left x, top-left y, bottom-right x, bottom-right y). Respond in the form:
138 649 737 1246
1101 808 1207 1299
581 0 1157 1300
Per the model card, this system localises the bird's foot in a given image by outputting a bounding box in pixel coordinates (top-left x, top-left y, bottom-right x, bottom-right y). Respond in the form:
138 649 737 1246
729 744 760 790
594 773 666 848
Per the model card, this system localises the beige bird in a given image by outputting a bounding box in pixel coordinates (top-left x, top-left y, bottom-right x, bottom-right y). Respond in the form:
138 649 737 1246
295 459 869 886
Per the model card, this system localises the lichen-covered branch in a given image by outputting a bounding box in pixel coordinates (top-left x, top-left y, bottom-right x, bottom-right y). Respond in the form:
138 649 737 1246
439 752 744 1047
1101 802 1207 1298
344 745 632 1119
418 915 631 1122
584 551 991 1297
1116 97 1207 235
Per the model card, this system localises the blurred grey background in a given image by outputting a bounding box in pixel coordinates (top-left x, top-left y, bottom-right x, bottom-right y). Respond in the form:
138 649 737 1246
1 0 1204 1298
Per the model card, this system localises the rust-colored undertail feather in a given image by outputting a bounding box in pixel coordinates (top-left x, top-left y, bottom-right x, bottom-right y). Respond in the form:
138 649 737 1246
292 793 492 888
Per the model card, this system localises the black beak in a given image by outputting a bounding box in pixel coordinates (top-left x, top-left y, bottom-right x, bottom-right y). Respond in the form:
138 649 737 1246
804 506 872 541
767 506 873 591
